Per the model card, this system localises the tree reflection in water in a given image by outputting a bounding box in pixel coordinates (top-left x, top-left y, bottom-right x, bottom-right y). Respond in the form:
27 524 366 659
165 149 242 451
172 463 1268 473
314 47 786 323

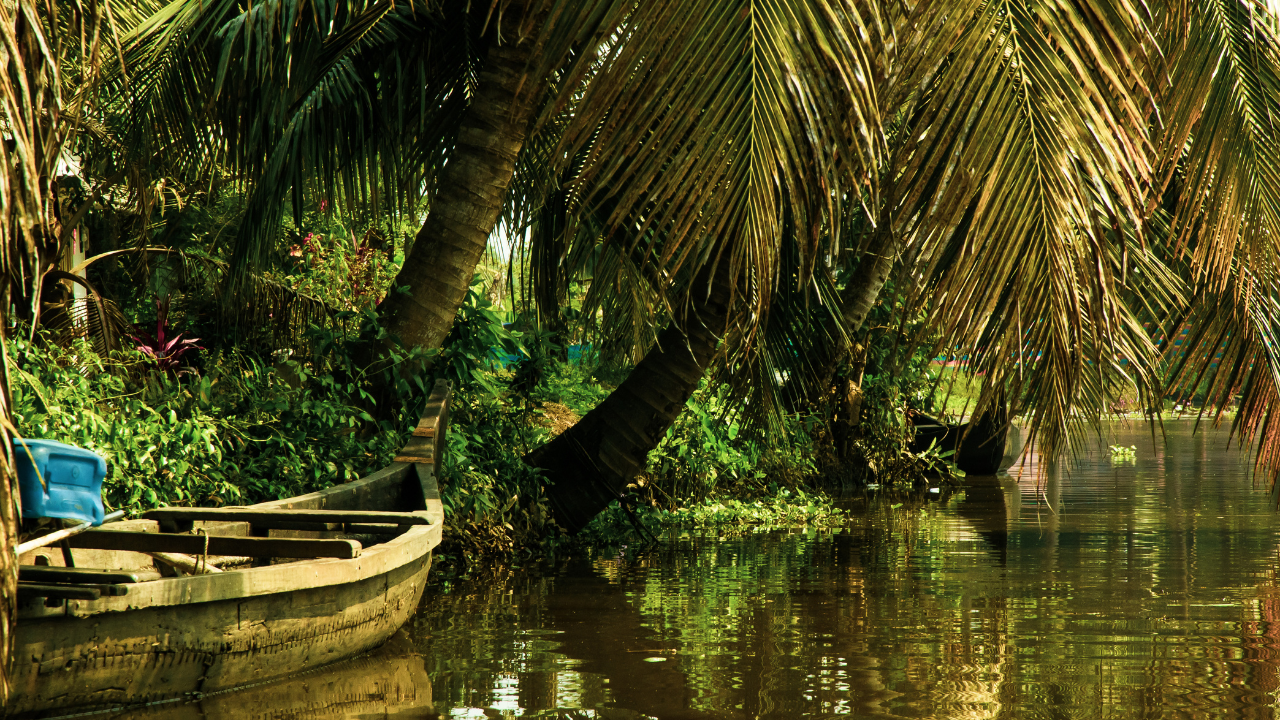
99 422 1280 719
412 422 1280 719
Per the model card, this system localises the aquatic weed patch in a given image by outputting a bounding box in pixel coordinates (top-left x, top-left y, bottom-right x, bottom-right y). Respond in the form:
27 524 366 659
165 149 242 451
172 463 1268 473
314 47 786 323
578 486 850 545
665 487 848 528
1110 444 1137 463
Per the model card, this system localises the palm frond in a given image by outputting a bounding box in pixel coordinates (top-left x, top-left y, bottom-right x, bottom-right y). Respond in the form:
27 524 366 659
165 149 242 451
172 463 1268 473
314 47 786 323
1153 0 1280 293
1151 0 1280 483
536 0 888 349
890 0 1158 461
116 0 483 285
1160 263 1280 484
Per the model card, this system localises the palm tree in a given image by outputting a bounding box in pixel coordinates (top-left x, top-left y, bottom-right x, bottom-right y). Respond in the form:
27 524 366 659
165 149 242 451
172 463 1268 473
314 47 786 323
120 0 1280 532
528 0 1280 527
829 0 1165 462
521 0 1166 528
119 0 568 350
18 0 1261 694
116 0 885 533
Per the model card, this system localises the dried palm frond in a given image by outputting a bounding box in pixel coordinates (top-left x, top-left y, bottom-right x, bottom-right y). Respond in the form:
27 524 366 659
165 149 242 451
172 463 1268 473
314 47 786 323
37 270 131 356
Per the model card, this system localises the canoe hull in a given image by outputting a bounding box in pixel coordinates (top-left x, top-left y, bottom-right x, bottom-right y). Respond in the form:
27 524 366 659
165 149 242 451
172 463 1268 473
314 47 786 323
8 460 443 717
7 550 430 715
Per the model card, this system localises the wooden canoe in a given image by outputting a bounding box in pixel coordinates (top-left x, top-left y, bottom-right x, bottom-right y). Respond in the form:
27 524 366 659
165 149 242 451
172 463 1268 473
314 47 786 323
5 380 452 718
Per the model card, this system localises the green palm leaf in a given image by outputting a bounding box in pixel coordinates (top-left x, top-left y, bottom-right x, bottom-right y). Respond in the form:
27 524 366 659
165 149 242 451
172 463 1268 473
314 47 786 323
538 0 888 342
1152 0 1280 483
894 0 1158 460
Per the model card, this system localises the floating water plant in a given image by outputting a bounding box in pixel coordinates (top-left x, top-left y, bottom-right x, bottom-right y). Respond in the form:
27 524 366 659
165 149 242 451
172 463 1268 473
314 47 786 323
1110 444 1137 462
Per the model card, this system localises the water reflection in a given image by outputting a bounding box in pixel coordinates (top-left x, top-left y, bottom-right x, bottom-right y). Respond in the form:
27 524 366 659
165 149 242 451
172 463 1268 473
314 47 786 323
102 421 1280 718
97 631 432 719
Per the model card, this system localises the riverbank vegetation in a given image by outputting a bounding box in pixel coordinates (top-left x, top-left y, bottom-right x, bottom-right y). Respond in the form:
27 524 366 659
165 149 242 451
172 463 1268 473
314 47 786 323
5 262 959 569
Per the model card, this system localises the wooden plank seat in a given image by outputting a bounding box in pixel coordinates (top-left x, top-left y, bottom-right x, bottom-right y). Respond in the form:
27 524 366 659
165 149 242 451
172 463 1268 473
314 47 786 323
65 530 363 559
19 566 159 584
141 508 434 534
18 582 130 601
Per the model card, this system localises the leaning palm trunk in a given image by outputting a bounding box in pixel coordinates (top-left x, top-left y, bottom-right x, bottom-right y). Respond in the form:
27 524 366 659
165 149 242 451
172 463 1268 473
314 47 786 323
838 239 896 339
526 262 734 533
803 221 899 407
380 28 540 354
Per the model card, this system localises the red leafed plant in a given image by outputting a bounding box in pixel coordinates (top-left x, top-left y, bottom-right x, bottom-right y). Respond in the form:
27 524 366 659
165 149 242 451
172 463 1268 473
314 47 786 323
133 297 203 374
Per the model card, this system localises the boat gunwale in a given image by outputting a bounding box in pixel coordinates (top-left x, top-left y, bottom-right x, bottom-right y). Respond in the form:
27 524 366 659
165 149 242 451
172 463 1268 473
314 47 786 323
24 461 443 617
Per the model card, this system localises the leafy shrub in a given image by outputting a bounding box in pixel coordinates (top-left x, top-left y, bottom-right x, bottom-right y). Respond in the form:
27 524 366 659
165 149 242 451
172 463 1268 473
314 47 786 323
280 225 398 313
530 354 613 417
578 485 850 545
644 377 818 505
8 333 410 513
812 277 965 487
437 392 553 566
424 277 560 568
132 297 203 374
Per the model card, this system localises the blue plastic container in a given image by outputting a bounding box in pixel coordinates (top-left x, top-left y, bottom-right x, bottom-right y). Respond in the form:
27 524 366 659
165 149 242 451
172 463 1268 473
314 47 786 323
15 439 107 525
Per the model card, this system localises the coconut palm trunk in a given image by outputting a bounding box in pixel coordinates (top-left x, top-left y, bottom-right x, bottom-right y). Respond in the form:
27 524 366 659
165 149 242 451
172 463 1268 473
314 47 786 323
804 221 899 406
838 235 896 338
379 27 540 354
526 260 734 533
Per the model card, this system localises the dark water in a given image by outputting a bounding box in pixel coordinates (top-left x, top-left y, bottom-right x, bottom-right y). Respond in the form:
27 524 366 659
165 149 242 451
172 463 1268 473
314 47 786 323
114 421 1280 718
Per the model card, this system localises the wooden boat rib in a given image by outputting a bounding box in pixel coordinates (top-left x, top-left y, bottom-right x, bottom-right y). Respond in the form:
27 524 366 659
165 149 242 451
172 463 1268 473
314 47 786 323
6 380 452 718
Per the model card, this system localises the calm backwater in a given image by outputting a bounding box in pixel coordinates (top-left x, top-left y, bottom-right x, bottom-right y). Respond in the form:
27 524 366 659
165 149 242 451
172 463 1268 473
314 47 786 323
115 421 1280 718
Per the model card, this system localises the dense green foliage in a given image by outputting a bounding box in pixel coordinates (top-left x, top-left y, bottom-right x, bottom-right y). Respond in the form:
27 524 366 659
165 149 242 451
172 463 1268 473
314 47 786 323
427 281 554 563
645 378 819 503
424 280 852 565
9 259 955 566
8 269 873 566
808 279 968 487
8 336 407 512
10 254 957 563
